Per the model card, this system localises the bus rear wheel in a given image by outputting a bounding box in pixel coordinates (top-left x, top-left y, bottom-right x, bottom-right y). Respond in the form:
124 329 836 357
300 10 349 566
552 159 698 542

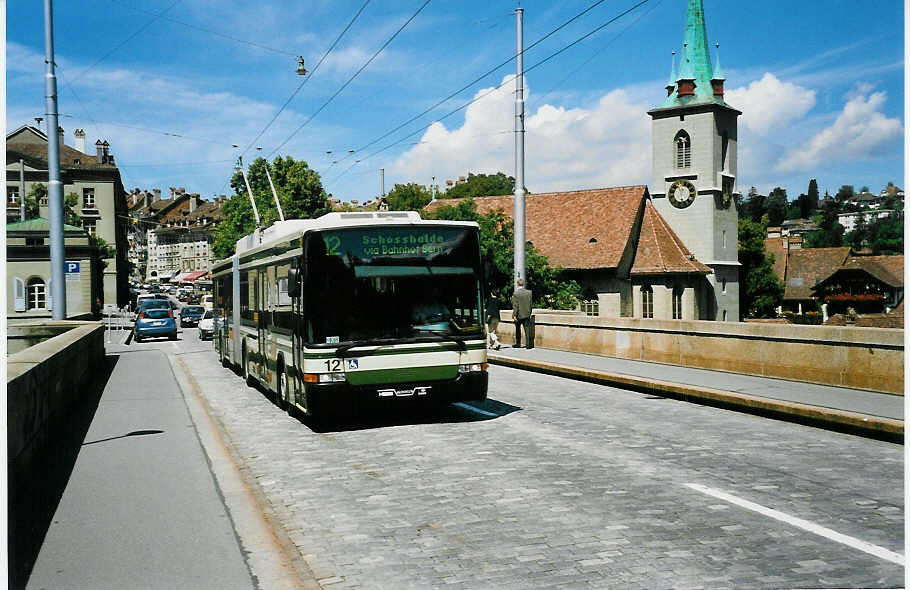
242 343 252 385
276 363 289 412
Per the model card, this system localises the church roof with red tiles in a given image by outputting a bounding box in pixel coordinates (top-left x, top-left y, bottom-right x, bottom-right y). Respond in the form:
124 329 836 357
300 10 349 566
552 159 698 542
424 186 650 270
630 200 712 276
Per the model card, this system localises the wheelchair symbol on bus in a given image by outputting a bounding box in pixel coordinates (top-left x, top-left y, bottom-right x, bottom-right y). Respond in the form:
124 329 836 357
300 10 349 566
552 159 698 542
347 359 359 370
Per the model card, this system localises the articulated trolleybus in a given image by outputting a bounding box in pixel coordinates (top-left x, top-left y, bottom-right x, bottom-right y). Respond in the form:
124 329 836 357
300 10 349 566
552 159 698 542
212 211 488 420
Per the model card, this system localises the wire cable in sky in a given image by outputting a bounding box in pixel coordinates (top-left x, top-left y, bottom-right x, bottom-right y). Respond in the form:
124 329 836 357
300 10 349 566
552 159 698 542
329 0 652 186
266 0 433 159
239 0 371 160
326 0 611 172
74 0 183 82
108 0 296 57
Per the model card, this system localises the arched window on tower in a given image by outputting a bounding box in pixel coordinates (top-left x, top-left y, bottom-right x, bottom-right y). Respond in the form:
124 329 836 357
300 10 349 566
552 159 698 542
675 130 691 169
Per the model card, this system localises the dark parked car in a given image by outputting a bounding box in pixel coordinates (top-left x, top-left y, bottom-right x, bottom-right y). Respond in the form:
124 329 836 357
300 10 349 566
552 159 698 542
180 305 205 327
134 308 177 342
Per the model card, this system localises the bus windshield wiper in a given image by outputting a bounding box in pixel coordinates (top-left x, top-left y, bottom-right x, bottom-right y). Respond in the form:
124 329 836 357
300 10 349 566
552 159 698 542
335 338 404 357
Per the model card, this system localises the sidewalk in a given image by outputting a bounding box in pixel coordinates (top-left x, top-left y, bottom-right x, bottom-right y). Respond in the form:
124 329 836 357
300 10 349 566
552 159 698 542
25 343 255 589
488 346 903 442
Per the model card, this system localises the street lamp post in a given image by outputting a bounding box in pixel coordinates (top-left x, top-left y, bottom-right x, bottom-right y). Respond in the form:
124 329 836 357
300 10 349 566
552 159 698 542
44 0 66 319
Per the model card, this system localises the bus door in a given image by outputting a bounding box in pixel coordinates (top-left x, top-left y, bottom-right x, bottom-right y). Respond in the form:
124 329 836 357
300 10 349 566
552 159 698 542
290 259 302 406
257 270 268 380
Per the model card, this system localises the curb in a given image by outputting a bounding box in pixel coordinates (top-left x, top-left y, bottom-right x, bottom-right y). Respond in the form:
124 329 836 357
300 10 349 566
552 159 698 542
488 353 903 444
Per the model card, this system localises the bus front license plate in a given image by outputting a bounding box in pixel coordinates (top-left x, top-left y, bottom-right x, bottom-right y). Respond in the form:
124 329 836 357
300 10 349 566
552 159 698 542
377 386 431 398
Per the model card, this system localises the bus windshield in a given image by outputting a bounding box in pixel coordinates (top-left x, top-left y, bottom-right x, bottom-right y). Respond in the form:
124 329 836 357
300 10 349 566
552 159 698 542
303 226 483 345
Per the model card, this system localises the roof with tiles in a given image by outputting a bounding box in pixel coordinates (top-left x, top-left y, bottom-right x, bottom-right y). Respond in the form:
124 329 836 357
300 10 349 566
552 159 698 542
781 246 852 300
763 238 788 284
424 186 649 270
631 200 711 275
834 255 904 288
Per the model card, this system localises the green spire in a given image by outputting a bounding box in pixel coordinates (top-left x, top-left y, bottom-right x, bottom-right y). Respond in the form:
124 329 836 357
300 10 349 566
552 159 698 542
667 51 677 86
659 0 730 109
712 43 725 80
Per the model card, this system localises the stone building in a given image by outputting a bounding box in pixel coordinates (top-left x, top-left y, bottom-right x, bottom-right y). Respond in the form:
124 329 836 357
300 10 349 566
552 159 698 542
427 0 739 321
7 217 101 321
5 125 129 307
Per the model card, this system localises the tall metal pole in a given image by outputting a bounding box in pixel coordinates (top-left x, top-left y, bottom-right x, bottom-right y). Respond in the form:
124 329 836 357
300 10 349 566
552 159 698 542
513 7 526 288
380 168 385 198
19 159 25 221
44 0 66 319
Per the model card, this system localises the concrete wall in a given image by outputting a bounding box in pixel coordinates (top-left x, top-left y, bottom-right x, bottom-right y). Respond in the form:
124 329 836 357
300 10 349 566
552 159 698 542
7 322 105 582
499 312 903 394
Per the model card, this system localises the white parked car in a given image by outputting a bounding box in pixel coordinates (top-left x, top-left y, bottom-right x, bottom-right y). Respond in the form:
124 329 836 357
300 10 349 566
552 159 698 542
197 310 215 340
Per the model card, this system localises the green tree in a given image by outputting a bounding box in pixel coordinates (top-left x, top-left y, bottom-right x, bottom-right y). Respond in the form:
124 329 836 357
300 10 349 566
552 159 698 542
213 156 329 259
835 184 854 204
425 199 580 309
795 192 814 218
741 186 765 222
765 187 788 226
803 206 845 248
23 183 45 219
738 217 784 317
846 213 868 250
443 172 514 200
64 192 81 226
386 182 432 211
807 178 819 210
868 212 903 254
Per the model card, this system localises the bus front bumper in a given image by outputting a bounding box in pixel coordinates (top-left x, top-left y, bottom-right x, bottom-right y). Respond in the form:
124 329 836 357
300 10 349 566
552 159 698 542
302 371 488 417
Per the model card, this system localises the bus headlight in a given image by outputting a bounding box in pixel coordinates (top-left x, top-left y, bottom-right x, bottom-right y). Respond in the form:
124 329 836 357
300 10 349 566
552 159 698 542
458 363 487 373
303 373 347 383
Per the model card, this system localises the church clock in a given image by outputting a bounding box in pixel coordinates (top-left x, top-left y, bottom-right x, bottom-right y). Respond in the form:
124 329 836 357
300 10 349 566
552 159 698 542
667 179 696 209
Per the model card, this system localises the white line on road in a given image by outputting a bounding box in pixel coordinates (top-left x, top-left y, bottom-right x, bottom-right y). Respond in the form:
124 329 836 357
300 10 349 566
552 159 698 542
685 483 905 566
452 402 498 417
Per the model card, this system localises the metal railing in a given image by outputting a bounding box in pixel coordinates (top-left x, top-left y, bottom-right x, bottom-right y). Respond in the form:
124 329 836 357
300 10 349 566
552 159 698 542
103 306 134 342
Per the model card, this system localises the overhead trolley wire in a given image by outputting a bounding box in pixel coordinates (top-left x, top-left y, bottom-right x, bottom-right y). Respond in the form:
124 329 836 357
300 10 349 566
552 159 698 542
328 0 653 186
266 0 434 159
107 0 297 57
74 0 183 83
238 0 372 160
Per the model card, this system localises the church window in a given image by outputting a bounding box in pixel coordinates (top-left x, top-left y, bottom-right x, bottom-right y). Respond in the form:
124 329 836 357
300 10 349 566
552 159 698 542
641 285 654 319
721 131 729 171
675 131 691 168
672 287 683 319
722 278 727 293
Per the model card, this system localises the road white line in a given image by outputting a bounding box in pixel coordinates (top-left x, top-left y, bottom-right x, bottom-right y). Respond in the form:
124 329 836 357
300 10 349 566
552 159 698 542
452 402 498 417
685 483 904 566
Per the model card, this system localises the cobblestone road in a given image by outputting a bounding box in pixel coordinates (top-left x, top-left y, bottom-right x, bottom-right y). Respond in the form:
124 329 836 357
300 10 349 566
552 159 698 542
173 336 904 589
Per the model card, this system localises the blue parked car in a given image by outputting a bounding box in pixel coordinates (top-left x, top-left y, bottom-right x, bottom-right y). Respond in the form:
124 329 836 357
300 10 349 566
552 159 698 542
134 307 178 342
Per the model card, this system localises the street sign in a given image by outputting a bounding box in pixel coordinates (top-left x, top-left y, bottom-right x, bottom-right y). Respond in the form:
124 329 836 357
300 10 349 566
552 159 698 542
65 261 80 282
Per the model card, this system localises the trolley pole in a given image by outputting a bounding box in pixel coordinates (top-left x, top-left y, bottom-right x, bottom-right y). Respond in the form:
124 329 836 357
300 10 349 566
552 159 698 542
44 0 66 319
513 7 526 288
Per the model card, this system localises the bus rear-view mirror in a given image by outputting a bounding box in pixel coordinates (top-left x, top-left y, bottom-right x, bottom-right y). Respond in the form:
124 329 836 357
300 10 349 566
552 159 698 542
287 268 302 297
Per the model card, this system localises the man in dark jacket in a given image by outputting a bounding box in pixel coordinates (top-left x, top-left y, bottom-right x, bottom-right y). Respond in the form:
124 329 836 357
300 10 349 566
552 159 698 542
511 279 533 349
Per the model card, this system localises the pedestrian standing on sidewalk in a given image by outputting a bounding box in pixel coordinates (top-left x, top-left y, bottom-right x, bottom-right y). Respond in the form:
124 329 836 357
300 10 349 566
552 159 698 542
511 279 533 349
485 294 501 350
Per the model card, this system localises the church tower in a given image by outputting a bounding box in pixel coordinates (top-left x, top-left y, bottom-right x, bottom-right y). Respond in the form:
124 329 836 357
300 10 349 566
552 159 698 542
648 0 740 321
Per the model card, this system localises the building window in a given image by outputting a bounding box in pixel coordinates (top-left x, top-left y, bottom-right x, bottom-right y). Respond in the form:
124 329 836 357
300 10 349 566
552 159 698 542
641 285 654 319
722 230 727 249
675 131 691 168
7 185 20 205
83 187 95 209
83 219 97 236
27 277 46 310
672 287 683 319
722 309 728 322
722 278 727 293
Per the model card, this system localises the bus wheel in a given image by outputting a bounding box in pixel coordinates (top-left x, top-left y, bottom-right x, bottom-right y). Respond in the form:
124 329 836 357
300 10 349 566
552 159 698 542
276 362 288 412
242 343 252 385
219 336 229 368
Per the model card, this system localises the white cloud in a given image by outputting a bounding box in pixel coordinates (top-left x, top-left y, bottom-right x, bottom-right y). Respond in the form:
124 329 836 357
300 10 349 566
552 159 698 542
776 90 903 172
725 73 816 136
390 75 651 192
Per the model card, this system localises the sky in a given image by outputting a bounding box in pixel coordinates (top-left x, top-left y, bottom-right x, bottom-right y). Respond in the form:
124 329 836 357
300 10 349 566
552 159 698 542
7 0 905 204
